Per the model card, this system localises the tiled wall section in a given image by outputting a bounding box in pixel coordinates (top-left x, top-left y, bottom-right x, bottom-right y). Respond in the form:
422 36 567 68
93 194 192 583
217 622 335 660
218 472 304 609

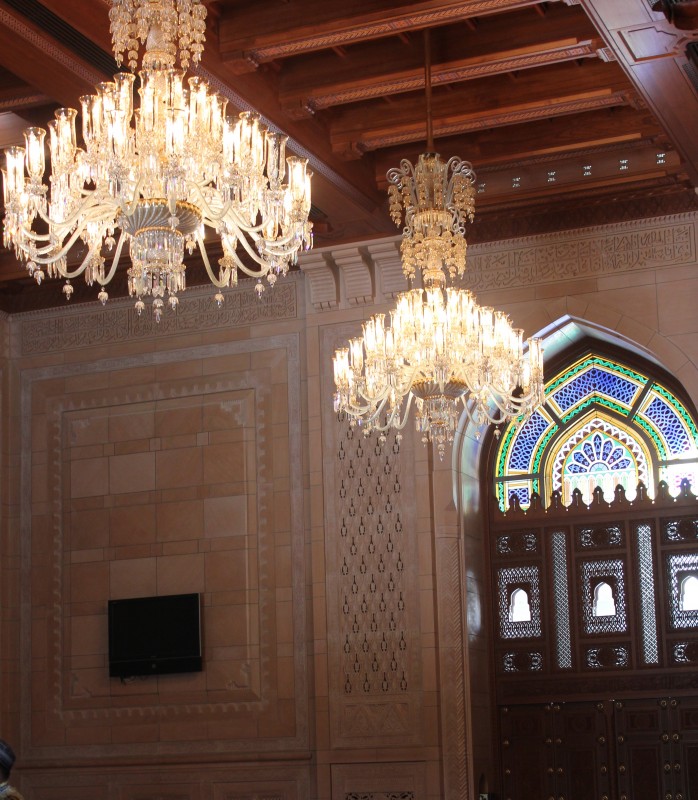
12 290 308 788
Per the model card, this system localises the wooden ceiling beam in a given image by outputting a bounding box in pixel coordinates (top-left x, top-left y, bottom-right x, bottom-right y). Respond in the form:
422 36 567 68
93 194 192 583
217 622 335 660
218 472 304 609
0 3 102 108
579 0 698 187
372 107 664 178
279 6 603 117
282 40 602 117
330 60 635 157
218 0 554 72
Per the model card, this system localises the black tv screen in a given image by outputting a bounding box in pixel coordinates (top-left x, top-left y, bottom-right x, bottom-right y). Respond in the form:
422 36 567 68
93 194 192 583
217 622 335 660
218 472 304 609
108 593 202 678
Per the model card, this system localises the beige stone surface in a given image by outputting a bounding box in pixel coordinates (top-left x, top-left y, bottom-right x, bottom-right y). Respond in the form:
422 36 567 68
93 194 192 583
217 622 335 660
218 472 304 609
3 215 698 800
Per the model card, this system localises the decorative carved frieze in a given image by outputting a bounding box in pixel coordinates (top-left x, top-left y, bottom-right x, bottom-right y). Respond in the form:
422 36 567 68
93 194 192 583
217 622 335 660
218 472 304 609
305 214 698 312
17 281 298 355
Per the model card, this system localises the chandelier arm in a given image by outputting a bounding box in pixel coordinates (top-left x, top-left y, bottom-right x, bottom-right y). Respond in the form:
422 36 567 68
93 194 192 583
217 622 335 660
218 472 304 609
384 393 415 430
32 192 118 233
196 234 233 289
18 224 94 267
94 231 127 286
217 201 305 254
186 182 232 225
120 180 148 219
195 188 287 245
54 241 102 280
219 225 271 275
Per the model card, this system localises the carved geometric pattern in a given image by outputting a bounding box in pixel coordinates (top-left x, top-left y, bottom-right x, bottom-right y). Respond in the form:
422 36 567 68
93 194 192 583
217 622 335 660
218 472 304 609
505 409 554 472
495 348 698 510
635 523 659 665
497 565 542 640
578 524 623 549
586 646 629 669
550 364 642 415
551 531 573 669
640 387 695 456
503 484 531 509
496 530 538 555
502 651 543 673
20 281 298 354
551 418 650 505
666 552 698 629
664 516 698 542
337 424 408 694
673 641 698 663
580 559 627 635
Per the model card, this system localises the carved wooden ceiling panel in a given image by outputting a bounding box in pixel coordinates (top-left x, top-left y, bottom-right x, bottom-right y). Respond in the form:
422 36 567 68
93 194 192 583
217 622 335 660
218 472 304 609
0 0 697 309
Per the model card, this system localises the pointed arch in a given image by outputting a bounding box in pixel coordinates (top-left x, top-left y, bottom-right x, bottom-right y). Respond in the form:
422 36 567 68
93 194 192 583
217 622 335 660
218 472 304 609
493 350 698 510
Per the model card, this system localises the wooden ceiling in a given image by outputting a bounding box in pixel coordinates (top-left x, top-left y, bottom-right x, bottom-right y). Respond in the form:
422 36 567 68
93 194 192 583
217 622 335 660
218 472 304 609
0 0 697 309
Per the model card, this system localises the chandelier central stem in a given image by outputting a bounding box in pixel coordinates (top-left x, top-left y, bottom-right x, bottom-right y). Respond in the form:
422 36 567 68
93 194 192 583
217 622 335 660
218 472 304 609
424 29 434 152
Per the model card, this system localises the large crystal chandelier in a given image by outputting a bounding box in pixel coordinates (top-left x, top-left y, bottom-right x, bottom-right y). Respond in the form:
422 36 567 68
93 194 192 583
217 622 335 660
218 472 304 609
333 287 544 458
332 31 543 457
2 0 312 320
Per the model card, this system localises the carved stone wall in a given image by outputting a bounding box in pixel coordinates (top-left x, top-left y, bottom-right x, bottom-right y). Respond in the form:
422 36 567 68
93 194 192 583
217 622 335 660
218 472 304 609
7 281 309 799
319 322 423 753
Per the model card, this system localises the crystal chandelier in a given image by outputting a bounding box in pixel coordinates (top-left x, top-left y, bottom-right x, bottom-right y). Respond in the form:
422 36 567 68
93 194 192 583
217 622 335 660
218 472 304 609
2 0 312 320
333 287 544 458
386 29 475 290
332 31 543 456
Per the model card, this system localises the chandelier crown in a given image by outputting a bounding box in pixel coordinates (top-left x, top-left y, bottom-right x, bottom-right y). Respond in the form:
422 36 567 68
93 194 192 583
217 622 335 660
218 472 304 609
2 0 313 320
388 152 476 289
110 0 207 71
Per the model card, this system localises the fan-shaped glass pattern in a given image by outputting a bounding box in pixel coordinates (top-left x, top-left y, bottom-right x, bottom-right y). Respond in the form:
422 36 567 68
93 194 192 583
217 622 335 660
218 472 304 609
494 352 698 510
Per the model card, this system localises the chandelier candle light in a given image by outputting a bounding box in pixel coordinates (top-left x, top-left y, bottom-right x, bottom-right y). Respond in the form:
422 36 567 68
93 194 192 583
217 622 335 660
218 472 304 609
2 0 312 320
333 288 544 458
332 30 544 457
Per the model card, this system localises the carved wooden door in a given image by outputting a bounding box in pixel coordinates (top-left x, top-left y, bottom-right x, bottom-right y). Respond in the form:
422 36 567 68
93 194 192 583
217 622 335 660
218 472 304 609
500 701 612 800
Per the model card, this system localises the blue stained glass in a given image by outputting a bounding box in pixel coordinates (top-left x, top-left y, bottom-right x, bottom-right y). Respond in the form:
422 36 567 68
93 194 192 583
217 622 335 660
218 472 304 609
508 411 551 472
552 366 639 413
642 395 691 455
508 486 530 506
564 431 634 477
495 353 698 506
567 464 587 474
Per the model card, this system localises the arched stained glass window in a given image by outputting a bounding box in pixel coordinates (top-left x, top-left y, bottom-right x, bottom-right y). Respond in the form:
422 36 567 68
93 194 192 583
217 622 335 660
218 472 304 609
494 352 698 510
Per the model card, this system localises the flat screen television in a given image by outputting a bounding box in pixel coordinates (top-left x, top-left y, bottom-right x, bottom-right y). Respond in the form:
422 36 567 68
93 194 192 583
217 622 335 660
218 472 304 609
108 593 202 678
